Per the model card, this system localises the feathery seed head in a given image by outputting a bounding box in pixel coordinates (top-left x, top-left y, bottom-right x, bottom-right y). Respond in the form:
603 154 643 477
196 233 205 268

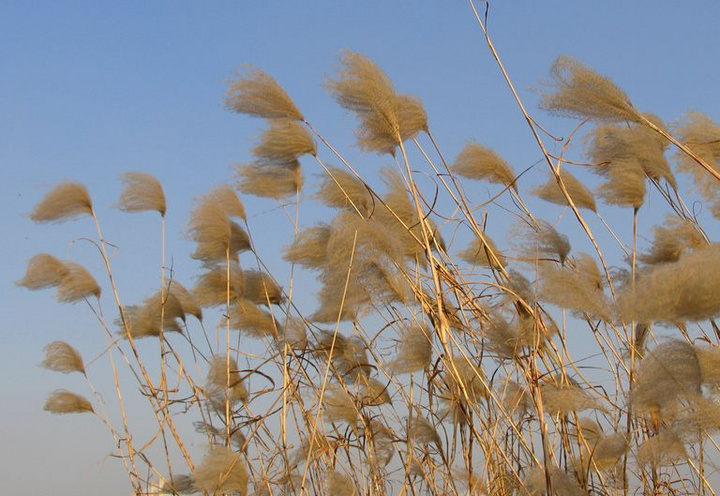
192 263 244 308
452 142 516 188
586 122 675 187
636 430 686 467
632 340 702 415
533 169 597 212
325 470 358 496
225 66 302 120
117 171 166 215
639 216 705 266
229 299 281 338
315 166 374 216
205 355 248 408
44 390 94 414
540 55 641 123
458 233 506 269
121 290 186 338
283 224 332 269
616 244 720 323
235 161 304 199
252 119 316 164
56 262 101 303
42 341 85 374
596 158 646 209
241 270 284 305
674 112 720 183
389 324 432 375
538 253 610 320
16 253 69 290
30 182 93 223
192 445 249 496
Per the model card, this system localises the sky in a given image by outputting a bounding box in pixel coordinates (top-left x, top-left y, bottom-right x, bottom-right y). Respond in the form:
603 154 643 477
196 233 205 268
2 2 720 495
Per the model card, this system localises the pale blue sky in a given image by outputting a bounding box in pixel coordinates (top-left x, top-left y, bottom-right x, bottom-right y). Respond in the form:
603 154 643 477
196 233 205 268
2 2 719 494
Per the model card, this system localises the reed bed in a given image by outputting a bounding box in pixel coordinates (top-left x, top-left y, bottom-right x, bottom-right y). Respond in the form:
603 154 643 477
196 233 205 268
18 6 720 496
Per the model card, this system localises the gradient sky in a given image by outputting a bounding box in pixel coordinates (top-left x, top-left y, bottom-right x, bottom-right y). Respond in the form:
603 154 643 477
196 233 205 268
2 2 719 495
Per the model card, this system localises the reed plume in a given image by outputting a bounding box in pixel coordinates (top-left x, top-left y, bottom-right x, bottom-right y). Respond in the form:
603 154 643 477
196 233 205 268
117 171 166 215
388 324 432 374
586 118 675 187
539 381 601 415
325 470 358 496
452 142 516 188
636 430 686 466
407 413 441 446
522 464 585 496
283 224 331 269
596 159 646 209
252 119 316 164
638 216 704 266
674 112 720 195
205 355 248 408
538 253 610 320
540 55 641 123
327 50 400 154
225 66 302 120
30 182 93 223
235 161 303 199
533 169 597 211
16 253 69 290
122 290 186 338
315 166 374 216
229 299 280 338
519 221 571 264
631 340 702 417
193 263 245 307
356 376 391 406
616 244 720 323
458 233 506 269
189 195 251 263
41 341 85 374
169 281 202 321
191 444 248 496
323 386 359 424
56 262 101 303
44 390 94 414
161 475 195 495
241 270 284 305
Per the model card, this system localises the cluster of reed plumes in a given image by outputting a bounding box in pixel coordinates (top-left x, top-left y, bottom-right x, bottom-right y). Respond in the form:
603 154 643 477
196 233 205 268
18 23 720 496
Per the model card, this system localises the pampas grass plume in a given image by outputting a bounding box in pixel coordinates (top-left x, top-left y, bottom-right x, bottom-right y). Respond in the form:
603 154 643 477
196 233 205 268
191 444 248 496
325 470 358 496
540 55 641 123
225 66 302 121
235 161 304 199
252 119 316 164
117 171 166 215
229 299 280 338
388 324 432 375
452 142 516 188
42 341 85 374
639 216 704 266
283 224 332 269
241 270 284 305
44 390 94 414
56 262 101 303
616 244 720 323
16 253 68 290
533 170 597 212
315 166 374 216
631 340 702 415
458 233 506 269
193 263 245 308
30 182 93 223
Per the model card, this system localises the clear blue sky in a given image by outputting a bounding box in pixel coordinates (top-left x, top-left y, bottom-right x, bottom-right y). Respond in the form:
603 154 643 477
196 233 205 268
2 2 719 494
